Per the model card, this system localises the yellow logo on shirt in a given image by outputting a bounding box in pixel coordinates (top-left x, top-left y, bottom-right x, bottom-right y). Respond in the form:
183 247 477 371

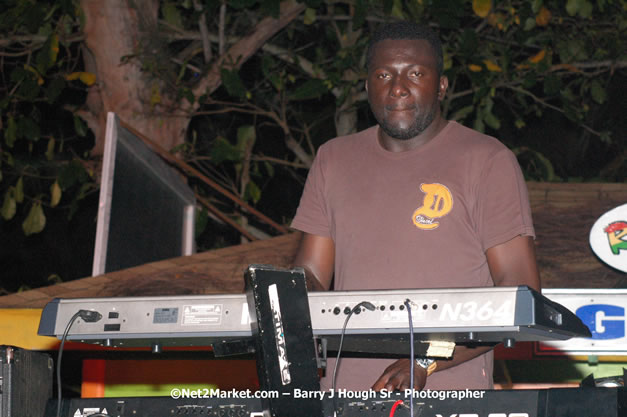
412 183 453 230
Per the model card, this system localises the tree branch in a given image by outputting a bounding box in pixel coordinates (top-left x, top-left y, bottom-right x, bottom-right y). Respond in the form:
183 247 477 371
219 2 226 56
504 85 603 136
193 0 212 63
119 119 289 235
189 1 306 104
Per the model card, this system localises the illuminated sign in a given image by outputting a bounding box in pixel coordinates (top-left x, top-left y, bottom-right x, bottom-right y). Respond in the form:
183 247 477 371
539 290 627 356
589 203 627 273
576 304 625 340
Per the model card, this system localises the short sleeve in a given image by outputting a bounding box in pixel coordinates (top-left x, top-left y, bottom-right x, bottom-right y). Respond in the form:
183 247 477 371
290 145 332 237
476 149 535 251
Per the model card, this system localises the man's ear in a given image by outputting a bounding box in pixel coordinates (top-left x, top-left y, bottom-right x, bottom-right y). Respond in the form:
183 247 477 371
438 76 449 100
365 79 369 92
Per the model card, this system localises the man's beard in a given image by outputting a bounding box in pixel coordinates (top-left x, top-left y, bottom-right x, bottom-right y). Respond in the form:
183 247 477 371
374 98 440 140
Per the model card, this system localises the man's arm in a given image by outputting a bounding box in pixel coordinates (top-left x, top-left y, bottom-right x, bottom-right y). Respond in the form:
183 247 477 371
372 234 540 391
292 232 335 291
486 235 540 291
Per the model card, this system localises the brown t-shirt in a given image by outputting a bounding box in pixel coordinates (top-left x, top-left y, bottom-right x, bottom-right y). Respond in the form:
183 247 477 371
291 121 535 390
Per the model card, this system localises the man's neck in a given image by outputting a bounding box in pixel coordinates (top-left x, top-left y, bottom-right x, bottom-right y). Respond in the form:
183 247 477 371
378 117 449 153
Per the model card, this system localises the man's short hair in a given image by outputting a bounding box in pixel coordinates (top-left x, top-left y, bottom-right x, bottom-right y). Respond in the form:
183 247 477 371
366 21 444 76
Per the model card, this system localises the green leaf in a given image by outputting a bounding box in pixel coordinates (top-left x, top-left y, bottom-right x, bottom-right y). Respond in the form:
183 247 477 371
473 116 485 133
268 73 283 92
162 2 184 28
211 136 242 165
599 131 612 144
244 180 261 204
578 1 593 18
566 0 581 16
567 39 588 61
17 117 41 141
589 80 606 104
512 147 558 181
531 0 543 13
450 105 474 122
303 7 316 25
74 114 87 137
263 161 275 177
15 177 24 203
288 79 329 101
67 182 92 220
391 0 404 18
236 125 256 151
58 160 89 189
45 77 65 103
561 87 576 102
4 117 17 148
5 153 14 167
483 111 501 130
35 34 59 74
195 207 209 238
1 189 16 220
22 202 46 236
46 137 56 160
47 274 63 284
17 77 40 101
220 69 247 99
261 55 275 78
523 17 536 31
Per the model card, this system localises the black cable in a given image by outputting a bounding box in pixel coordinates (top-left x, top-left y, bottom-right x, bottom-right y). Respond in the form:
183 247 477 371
331 301 375 417
404 299 414 417
56 310 102 417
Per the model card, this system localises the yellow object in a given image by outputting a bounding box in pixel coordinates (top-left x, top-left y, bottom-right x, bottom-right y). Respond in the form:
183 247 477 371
66 72 97 86
536 6 552 26
426 361 438 376
472 0 492 18
468 64 483 72
483 60 503 72
529 50 546 64
0 309 59 350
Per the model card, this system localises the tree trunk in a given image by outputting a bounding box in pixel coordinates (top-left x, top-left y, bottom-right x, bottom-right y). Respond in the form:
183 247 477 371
80 0 306 156
80 0 188 155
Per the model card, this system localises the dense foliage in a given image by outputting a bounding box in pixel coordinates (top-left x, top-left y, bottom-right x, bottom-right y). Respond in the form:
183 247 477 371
1 0 625 291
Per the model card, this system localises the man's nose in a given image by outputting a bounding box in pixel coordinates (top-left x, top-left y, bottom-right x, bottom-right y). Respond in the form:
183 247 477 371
390 77 409 98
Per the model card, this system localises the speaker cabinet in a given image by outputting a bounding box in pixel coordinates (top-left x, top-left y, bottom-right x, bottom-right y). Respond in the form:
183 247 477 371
0 346 53 417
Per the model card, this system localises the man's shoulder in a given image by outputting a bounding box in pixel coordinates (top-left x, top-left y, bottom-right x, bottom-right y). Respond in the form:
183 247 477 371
319 126 378 153
445 122 509 155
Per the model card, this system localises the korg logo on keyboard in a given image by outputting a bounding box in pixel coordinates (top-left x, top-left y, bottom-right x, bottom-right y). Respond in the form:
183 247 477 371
576 304 625 339
435 413 529 417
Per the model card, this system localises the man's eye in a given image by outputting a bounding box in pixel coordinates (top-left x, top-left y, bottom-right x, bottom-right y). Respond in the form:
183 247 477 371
411 71 423 77
377 73 389 79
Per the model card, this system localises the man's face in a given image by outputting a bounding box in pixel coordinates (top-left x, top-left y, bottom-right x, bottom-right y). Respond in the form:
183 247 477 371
366 39 447 141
